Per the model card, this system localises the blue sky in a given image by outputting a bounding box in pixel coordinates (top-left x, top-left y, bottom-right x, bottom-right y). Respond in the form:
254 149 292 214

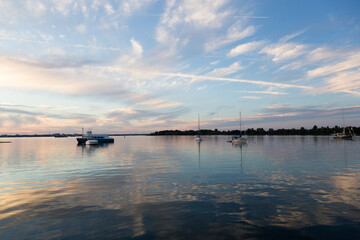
0 0 359 134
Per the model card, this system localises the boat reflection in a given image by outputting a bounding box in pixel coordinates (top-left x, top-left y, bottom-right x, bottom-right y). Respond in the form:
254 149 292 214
197 140 201 168
77 142 110 157
232 142 246 174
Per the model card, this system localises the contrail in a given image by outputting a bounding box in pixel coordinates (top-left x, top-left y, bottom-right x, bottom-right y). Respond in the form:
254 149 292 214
154 72 313 90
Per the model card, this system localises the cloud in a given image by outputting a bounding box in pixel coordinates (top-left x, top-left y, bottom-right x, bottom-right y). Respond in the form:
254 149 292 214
104 2 115 15
304 50 360 95
51 0 75 16
160 0 232 29
26 0 47 17
205 24 256 52
0 55 176 109
120 0 155 16
197 85 207 91
245 104 360 127
241 96 262 99
0 103 96 133
307 51 360 78
206 61 243 77
279 30 306 43
130 38 143 57
76 24 87 34
0 1 47 24
319 69 360 96
234 90 287 95
0 105 39 116
154 0 252 59
307 47 341 62
260 42 307 62
105 106 190 128
227 40 265 57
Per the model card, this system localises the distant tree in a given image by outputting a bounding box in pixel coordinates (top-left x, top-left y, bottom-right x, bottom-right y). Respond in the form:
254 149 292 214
300 127 306 135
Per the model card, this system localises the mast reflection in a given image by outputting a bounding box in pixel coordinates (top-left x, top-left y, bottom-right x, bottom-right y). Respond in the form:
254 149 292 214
197 140 201 168
233 142 247 174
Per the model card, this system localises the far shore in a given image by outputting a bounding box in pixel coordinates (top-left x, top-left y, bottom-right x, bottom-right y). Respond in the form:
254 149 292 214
1 125 359 138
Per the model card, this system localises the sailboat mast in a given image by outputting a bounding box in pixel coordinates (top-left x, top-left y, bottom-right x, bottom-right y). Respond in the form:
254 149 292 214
342 108 345 134
198 113 200 136
239 112 242 137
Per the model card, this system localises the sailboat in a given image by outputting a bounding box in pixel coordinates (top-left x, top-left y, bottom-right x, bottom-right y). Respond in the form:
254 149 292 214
232 112 247 144
195 114 202 142
333 109 355 140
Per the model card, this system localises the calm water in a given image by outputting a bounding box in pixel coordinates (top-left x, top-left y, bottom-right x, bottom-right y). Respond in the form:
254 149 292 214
0 136 359 239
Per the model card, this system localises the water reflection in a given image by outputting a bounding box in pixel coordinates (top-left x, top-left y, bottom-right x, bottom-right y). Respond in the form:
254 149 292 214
230 142 247 174
77 143 111 157
0 136 360 239
197 140 201 168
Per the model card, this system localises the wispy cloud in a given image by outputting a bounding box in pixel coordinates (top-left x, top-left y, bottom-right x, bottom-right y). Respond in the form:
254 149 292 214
0 103 95 133
160 0 232 29
206 61 243 77
105 105 190 130
244 104 360 127
130 38 143 58
204 24 256 52
241 96 262 99
234 90 287 95
307 51 360 78
260 42 308 62
50 0 75 16
279 29 307 42
0 55 180 110
304 50 360 95
153 0 237 60
104 2 115 15
120 0 155 16
227 40 265 57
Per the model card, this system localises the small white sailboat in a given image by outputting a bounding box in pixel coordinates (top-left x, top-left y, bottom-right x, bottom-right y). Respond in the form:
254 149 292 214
232 112 247 145
195 114 202 142
333 109 355 140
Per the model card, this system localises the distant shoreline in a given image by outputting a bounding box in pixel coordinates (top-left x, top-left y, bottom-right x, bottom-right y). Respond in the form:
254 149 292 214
1 125 358 138
150 125 359 136
0 134 147 138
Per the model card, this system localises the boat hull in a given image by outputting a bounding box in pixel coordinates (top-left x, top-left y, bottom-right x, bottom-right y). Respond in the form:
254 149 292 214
195 137 202 142
77 138 114 144
86 140 99 145
232 139 247 144
333 135 353 140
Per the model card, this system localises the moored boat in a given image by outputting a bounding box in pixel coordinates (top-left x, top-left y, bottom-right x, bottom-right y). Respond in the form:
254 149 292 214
232 136 247 144
231 112 247 144
333 109 356 140
195 114 202 142
77 129 114 144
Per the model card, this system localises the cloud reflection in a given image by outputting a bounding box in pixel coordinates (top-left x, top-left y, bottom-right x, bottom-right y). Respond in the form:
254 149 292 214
1 136 360 239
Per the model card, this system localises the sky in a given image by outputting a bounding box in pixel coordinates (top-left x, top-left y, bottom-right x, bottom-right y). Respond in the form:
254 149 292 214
0 0 360 134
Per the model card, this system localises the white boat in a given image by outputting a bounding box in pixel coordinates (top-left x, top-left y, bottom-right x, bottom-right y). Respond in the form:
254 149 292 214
77 129 114 144
232 136 247 144
195 114 202 142
86 139 99 145
333 132 354 139
232 112 247 144
333 109 355 140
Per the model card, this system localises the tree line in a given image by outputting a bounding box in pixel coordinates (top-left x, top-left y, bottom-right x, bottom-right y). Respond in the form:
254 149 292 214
150 125 359 136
